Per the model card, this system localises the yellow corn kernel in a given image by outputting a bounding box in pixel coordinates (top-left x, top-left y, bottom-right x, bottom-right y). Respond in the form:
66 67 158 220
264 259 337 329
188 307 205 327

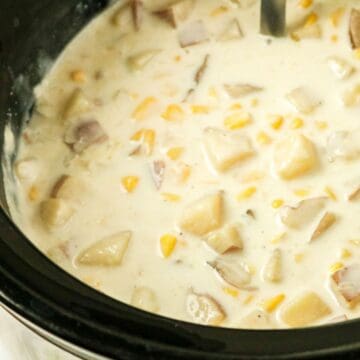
271 232 286 245
237 187 257 201
224 112 252 130
208 87 218 99
293 188 310 197
28 185 39 201
241 170 265 183
179 163 192 183
191 105 210 114
174 55 182 62
299 0 312 9
243 294 254 305
340 248 352 259
262 294 286 313
291 117 304 129
305 12 318 27
329 7 344 27
132 97 157 120
70 70 86 83
167 147 184 161
130 129 156 155
229 103 242 111
160 234 177 258
121 176 139 193
210 5 228 17
250 98 259 107
223 287 239 298
324 186 337 201
315 121 328 130
272 199 284 209
270 115 284 130
294 253 305 263
354 49 360 60
161 104 184 122
256 131 272 145
161 193 182 202
330 34 338 43
330 262 344 274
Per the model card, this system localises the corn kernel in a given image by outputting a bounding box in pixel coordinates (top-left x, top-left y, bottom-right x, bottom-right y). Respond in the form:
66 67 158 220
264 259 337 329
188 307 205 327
210 5 228 17
243 294 254 305
294 253 305 263
131 129 156 155
208 87 218 99
161 104 184 121
291 117 304 129
271 232 286 245
250 98 259 107
191 105 210 114
270 115 284 130
28 185 39 201
174 55 182 62
237 187 257 201
315 121 328 130
330 262 344 274
160 234 177 258
305 12 318 27
178 163 192 183
224 112 252 130
293 188 310 197
161 193 182 202
230 104 243 112
299 0 312 9
132 97 157 120
70 70 86 83
223 287 239 298
241 170 265 183
121 176 139 193
329 7 344 27
340 248 352 259
262 294 286 313
324 186 337 201
354 49 360 60
272 199 284 209
167 147 184 161
330 34 338 43
256 131 272 145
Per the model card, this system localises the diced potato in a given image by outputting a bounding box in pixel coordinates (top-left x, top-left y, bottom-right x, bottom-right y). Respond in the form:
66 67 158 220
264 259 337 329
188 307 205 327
218 19 243 41
51 175 86 203
274 134 317 180
207 258 252 290
205 224 243 254
203 127 254 172
62 89 92 120
77 231 131 266
131 287 159 313
262 294 285 313
40 199 74 227
331 264 360 308
310 212 336 241
178 192 223 236
239 309 271 329
160 234 177 258
286 87 320 114
327 57 355 80
342 84 360 107
279 197 326 228
280 292 332 327
263 249 282 283
327 130 360 161
153 0 195 28
14 157 38 182
350 9 360 49
186 291 226 325
178 20 209 48
224 83 262 98
127 50 161 71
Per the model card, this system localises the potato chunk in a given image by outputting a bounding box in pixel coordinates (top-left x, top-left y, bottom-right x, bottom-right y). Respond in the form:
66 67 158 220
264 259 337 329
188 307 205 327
327 57 354 80
331 264 360 308
240 309 271 329
131 287 159 313
281 292 331 327
51 175 87 203
263 249 282 283
14 157 38 182
186 291 226 325
274 134 317 180
178 192 223 236
40 199 74 228
326 131 360 161
178 20 209 47
205 225 243 254
286 87 319 114
77 231 131 266
204 127 254 172
218 19 243 41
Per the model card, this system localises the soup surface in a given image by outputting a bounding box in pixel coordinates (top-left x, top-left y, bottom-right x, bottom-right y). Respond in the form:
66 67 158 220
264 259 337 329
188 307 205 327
11 0 360 328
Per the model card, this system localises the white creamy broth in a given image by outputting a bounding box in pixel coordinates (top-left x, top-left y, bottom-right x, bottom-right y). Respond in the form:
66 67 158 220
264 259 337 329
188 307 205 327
11 0 360 328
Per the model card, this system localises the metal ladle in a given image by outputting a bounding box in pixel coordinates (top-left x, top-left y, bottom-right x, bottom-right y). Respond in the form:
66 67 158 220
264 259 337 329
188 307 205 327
260 0 287 37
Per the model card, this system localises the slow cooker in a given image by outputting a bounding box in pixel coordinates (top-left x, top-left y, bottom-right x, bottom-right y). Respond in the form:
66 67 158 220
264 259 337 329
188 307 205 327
1 1 360 358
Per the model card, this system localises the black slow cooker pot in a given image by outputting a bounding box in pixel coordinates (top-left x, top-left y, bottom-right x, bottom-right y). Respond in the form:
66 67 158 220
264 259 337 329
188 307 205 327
1 1 360 359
